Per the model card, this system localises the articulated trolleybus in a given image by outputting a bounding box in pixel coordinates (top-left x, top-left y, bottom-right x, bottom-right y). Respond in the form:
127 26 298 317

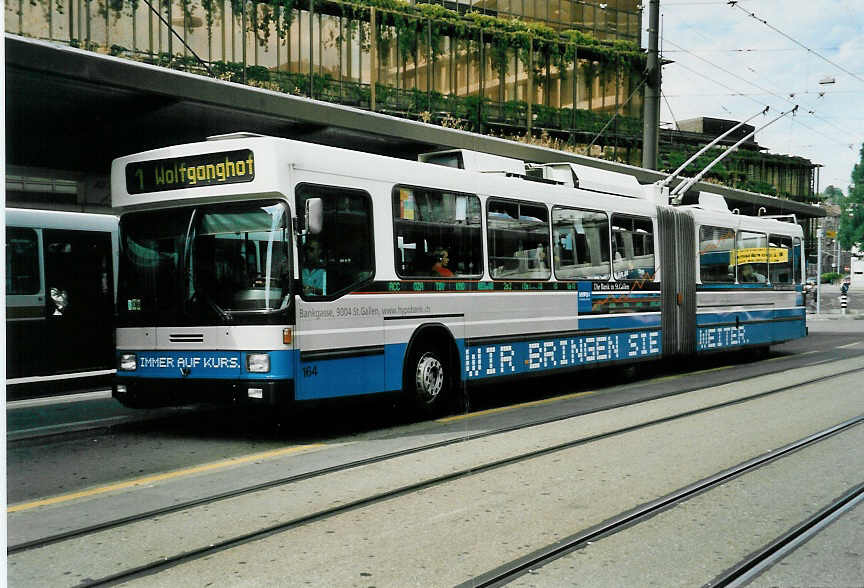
111 133 806 412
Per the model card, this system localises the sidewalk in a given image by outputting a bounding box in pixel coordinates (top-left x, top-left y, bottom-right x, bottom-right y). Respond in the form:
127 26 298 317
806 282 862 319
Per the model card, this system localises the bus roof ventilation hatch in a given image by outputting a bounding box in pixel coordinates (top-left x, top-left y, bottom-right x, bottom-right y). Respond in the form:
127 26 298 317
538 163 643 198
419 149 525 175
696 191 730 212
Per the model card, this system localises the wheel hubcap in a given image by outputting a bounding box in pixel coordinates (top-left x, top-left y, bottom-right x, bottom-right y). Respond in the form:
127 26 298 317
415 352 444 403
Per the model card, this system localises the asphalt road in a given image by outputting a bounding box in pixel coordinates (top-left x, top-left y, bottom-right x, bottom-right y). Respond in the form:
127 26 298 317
7 334 863 587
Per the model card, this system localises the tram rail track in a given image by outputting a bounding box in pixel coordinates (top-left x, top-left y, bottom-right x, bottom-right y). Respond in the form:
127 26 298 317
6 362 864 555
709 482 864 588
8 362 864 560
8 363 863 587
458 417 863 588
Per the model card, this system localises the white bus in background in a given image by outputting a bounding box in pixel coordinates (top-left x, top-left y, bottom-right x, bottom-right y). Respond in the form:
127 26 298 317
108 134 807 414
5 208 118 394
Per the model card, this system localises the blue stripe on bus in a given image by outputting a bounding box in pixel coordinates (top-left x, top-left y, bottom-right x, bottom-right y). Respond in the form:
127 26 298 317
117 307 805 398
296 351 387 400
464 329 661 380
696 307 805 351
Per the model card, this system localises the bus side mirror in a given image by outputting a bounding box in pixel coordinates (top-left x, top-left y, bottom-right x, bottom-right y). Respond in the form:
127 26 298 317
305 198 323 235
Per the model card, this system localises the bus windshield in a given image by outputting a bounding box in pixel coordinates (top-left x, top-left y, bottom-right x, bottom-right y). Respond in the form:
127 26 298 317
118 201 290 325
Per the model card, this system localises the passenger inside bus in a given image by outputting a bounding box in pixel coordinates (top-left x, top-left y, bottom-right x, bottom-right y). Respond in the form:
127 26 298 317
740 264 767 283
302 238 327 295
431 248 454 277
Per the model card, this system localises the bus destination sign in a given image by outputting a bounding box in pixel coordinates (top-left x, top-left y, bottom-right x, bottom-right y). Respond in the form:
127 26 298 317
125 149 255 194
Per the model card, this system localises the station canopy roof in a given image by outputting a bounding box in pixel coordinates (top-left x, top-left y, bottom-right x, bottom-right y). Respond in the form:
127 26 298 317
6 34 824 219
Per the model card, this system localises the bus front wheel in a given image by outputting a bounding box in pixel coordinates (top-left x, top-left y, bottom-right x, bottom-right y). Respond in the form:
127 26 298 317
407 347 450 416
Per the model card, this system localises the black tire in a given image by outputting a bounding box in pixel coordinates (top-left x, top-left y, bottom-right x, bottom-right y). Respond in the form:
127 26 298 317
405 345 451 417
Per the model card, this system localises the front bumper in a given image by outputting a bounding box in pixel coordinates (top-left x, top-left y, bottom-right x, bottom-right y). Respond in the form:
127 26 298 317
113 377 293 408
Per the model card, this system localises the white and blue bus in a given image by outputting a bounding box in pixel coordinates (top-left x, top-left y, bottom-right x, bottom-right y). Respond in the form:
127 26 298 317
110 133 806 413
6 208 118 393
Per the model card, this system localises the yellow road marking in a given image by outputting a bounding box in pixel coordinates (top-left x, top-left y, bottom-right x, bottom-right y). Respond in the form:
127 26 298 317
437 389 599 423
764 349 818 362
650 362 736 383
8 443 326 513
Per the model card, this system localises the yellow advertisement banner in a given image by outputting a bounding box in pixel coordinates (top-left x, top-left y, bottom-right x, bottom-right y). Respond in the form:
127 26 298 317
734 247 788 264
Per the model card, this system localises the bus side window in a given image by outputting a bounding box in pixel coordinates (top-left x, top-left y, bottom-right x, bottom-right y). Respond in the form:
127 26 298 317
392 186 482 279
699 226 735 284
487 199 551 280
610 215 655 281
769 234 793 284
552 207 610 281
6 227 40 296
297 185 375 298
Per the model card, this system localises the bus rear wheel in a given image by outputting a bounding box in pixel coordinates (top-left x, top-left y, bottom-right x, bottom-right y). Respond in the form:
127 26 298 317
407 347 450 416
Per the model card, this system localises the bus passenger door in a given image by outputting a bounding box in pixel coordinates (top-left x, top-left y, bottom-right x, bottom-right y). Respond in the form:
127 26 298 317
657 207 697 356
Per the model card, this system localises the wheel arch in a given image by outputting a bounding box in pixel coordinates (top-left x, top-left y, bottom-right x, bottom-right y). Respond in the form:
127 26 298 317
401 322 462 390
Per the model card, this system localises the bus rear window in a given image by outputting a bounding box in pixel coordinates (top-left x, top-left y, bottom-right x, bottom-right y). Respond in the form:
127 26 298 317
769 234 793 284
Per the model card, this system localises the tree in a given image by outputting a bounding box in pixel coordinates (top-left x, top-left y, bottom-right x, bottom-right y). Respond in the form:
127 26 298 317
821 184 844 205
839 144 864 251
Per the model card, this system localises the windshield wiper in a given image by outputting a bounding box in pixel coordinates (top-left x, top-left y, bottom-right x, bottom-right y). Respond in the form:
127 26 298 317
205 295 233 323
188 291 233 323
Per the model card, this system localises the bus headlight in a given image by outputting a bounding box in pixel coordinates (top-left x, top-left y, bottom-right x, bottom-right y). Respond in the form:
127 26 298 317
247 353 270 373
119 353 137 371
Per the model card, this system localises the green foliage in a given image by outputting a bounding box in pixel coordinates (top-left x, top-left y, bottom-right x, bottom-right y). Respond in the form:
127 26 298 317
461 95 488 132
821 185 844 204
839 144 864 251
821 272 842 284
72 0 643 76
738 179 777 197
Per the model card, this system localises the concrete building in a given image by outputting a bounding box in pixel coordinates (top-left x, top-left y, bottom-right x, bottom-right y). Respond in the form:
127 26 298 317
662 117 820 206
5 0 823 225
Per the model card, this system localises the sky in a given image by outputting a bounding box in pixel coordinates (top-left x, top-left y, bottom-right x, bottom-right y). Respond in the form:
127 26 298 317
644 0 864 195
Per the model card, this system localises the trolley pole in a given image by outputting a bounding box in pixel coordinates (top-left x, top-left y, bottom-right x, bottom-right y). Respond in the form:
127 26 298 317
816 228 822 316
642 0 661 170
